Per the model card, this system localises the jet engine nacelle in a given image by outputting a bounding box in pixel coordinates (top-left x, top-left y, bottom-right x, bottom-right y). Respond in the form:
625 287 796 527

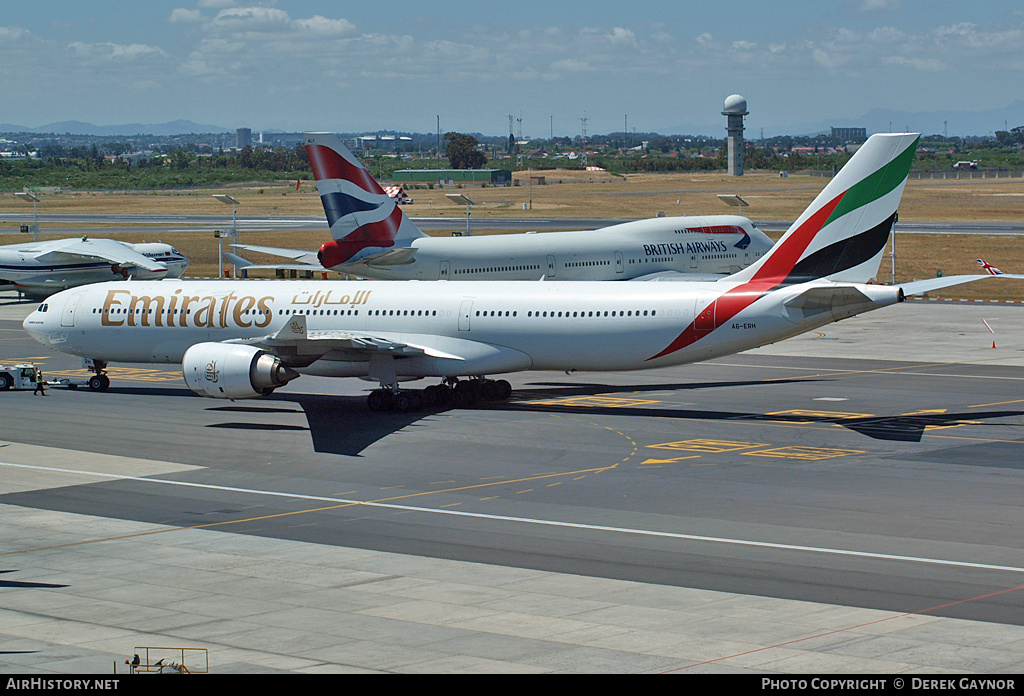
182 343 299 399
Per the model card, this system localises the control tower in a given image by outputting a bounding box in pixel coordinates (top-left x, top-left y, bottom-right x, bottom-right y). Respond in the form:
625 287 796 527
722 94 748 176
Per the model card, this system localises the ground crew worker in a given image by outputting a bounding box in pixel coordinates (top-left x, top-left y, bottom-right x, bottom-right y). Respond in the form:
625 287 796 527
33 369 46 396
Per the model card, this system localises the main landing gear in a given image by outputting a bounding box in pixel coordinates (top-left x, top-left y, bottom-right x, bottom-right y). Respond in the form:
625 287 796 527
367 377 512 413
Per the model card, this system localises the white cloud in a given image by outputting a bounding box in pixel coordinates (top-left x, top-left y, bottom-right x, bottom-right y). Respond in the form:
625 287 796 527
859 0 901 10
169 8 203 24
211 7 291 31
70 42 168 61
0 25 30 41
883 56 946 71
551 58 592 73
606 27 636 47
292 15 356 36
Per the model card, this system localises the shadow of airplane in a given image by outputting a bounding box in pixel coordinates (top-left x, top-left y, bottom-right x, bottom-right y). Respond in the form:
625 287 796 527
190 374 1024 455
0 570 68 589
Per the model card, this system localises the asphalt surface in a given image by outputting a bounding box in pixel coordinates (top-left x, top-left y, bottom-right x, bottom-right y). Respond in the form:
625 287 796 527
2 288 1024 673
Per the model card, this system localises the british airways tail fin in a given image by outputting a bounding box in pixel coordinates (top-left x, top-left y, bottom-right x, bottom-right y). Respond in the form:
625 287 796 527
303 132 427 267
728 133 920 286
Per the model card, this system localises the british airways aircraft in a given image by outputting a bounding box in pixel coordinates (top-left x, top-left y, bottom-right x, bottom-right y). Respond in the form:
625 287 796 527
23 133 1017 409
227 132 774 282
0 236 188 299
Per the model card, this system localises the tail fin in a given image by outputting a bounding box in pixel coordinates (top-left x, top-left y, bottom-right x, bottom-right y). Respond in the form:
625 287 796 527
729 133 919 285
303 132 426 266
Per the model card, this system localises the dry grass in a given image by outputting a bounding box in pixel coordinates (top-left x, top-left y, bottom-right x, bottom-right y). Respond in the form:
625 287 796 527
3 170 1022 299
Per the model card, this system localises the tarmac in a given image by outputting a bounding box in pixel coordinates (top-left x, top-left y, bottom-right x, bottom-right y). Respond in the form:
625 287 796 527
3 288 1024 674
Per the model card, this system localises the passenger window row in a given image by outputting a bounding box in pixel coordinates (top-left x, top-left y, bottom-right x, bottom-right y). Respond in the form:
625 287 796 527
476 309 657 318
281 309 358 316
454 265 540 274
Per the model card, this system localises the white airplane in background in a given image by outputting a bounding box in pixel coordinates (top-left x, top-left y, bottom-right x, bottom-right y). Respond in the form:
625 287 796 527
0 236 189 299
226 131 774 282
24 133 1020 407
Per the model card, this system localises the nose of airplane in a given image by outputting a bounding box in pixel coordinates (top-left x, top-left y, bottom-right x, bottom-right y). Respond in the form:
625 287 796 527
22 300 54 345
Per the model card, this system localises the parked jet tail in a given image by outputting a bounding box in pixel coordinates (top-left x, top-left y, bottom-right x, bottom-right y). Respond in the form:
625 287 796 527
648 133 920 362
303 132 428 267
729 133 919 287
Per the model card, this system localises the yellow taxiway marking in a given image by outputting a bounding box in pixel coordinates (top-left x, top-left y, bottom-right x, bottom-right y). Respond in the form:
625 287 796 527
743 446 865 461
647 439 766 453
640 455 702 465
528 394 660 408
48 367 182 382
969 399 1024 408
766 409 874 421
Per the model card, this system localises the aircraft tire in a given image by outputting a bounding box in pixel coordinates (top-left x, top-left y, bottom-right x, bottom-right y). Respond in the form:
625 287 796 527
395 392 421 413
367 389 392 412
494 379 512 401
88 375 108 392
453 380 479 406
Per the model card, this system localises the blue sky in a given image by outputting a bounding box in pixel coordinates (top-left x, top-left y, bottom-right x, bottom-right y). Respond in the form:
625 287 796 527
2 1 1022 136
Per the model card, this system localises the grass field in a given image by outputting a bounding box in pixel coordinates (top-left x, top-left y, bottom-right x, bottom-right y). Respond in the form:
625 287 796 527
3 169 1022 300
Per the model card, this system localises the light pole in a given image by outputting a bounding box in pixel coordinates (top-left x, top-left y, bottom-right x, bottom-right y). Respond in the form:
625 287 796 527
213 194 239 277
445 193 475 236
15 192 39 242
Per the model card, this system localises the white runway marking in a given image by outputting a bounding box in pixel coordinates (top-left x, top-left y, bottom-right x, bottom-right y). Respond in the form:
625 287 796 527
3 459 1023 574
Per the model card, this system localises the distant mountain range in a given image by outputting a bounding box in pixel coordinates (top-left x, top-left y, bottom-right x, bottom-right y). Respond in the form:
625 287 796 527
0 120 232 136
661 100 1024 138
5 102 1024 139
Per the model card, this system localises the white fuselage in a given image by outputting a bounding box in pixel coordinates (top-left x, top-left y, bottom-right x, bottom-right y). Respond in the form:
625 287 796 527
336 216 773 281
0 241 189 297
23 277 901 383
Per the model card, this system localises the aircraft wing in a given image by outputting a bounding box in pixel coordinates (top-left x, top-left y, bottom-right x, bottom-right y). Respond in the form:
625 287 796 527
31 238 167 272
628 270 729 282
226 314 464 365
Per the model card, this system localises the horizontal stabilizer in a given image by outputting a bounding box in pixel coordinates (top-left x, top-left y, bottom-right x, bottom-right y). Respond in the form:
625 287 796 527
223 253 253 268
232 244 320 266
361 248 417 267
784 285 873 311
223 253 323 273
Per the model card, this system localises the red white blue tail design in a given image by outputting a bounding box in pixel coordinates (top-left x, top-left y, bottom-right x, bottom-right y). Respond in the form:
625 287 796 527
978 259 1003 276
304 132 426 267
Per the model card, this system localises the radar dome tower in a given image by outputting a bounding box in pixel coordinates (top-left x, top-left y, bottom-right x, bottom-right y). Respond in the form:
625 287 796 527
722 94 748 176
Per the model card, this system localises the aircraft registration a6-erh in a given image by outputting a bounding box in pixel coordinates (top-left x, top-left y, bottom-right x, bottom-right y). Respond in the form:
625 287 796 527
23 133 1016 409
226 131 774 282
0 236 189 299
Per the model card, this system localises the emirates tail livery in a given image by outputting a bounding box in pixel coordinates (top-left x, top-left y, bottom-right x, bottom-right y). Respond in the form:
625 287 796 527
227 131 774 281
23 133 1017 410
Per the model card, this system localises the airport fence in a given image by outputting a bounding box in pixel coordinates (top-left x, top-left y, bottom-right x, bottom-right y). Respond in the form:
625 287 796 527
806 169 1024 180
